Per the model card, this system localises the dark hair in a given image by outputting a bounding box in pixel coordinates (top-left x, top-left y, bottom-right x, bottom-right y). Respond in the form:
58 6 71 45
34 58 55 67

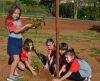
46 38 54 46
59 42 68 51
6 4 21 21
65 48 81 59
23 38 34 52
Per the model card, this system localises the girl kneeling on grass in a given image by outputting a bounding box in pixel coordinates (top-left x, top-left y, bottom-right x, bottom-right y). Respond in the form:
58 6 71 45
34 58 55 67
18 38 37 76
53 48 92 81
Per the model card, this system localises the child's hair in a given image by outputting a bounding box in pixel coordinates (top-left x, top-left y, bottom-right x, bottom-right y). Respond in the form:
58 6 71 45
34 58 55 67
65 48 81 59
23 38 34 52
6 4 21 21
46 38 54 46
59 42 68 51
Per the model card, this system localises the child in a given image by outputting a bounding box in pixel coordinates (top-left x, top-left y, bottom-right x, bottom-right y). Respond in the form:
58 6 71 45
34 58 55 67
18 38 37 76
45 38 56 76
53 48 92 81
6 5 35 81
59 42 68 70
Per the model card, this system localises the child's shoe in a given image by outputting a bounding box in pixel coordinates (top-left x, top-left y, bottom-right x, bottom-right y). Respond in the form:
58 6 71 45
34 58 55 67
84 75 92 81
6 76 18 81
15 74 24 79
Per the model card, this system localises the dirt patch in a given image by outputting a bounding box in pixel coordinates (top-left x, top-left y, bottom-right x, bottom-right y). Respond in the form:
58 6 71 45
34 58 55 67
95 57 100 62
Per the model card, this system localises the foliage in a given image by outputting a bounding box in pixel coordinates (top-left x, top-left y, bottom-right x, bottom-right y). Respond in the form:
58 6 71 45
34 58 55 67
32 56 44 70
59 3 74 18
18 79 28 81
29 17 45 28
77 6 93 20
78 4 100 20
19 0 39 6
40 0 55 16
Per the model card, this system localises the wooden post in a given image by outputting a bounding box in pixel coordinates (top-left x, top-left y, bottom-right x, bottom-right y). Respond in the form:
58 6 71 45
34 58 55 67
55 0 59 78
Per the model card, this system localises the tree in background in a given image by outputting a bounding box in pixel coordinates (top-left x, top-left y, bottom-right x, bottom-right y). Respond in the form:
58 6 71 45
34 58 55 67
59 3 74 18
19 0 39 6
89 0 100 20
40 0 55 16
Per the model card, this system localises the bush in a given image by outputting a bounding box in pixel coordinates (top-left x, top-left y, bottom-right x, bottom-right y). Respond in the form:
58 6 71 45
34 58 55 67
78 5 100 20
59 3 74 18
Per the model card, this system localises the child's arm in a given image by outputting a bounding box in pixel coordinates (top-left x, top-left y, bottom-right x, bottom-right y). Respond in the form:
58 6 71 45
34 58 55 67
14 24 32 33
25 61 37 76
44 55 49 69
59 65 66 76
6 20 33 33
59 71 72 81
26 52 32 64
53 71 72 81
50 56 53 65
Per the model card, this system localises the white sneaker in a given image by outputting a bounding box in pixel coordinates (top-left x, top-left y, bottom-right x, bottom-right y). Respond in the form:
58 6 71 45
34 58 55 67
84 75 92 81
6 76 17 81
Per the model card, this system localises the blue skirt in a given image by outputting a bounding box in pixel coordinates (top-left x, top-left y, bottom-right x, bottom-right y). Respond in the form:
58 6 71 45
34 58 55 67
7 37 23 55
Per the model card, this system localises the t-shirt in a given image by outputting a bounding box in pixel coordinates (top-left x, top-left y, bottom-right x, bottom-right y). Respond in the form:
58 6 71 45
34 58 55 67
78 60 92 77
20 49 28 62
69 58 80 72
59 54 66 65
47 48 56 58
6 19 22 38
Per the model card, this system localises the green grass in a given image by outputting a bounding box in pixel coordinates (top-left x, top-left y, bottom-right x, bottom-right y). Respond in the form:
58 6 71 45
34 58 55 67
79 48 87 51
0 27 100 44
32 56 44 69
26 30 53 35
60 32 100 42
0 26 100 58
18 79 28 81
89 48 100 57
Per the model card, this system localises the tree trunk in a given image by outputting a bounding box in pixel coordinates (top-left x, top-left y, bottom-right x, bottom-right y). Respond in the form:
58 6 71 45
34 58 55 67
74 0 78 19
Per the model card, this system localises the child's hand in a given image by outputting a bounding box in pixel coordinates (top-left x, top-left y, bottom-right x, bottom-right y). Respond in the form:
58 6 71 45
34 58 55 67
62 68 66 72
25 24 32 28
44 64 48 69
32 71 37 76
52 78 60 81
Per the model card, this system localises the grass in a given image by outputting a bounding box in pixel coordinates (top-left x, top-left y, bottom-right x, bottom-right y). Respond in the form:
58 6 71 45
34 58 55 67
0 27 100 44
79 48 87 51
0 0 52 17
0 26 100 58
60 32 100 42
19 79 28 81
32 56 44 70
89 48 100 57
23 30 100 43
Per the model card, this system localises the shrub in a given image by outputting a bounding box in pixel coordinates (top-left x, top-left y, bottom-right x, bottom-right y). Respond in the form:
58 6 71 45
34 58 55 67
59 3 74 18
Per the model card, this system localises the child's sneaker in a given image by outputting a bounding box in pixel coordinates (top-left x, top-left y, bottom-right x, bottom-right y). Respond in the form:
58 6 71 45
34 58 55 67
84 75 92 81
6 76 18 81
15 74 24 79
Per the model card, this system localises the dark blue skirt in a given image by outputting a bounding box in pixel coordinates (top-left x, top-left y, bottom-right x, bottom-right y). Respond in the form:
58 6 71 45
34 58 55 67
7 37 22 55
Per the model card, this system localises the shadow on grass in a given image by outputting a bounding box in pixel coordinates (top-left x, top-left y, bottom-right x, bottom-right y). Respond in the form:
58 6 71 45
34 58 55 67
89 25 100 32
34 49 47 65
